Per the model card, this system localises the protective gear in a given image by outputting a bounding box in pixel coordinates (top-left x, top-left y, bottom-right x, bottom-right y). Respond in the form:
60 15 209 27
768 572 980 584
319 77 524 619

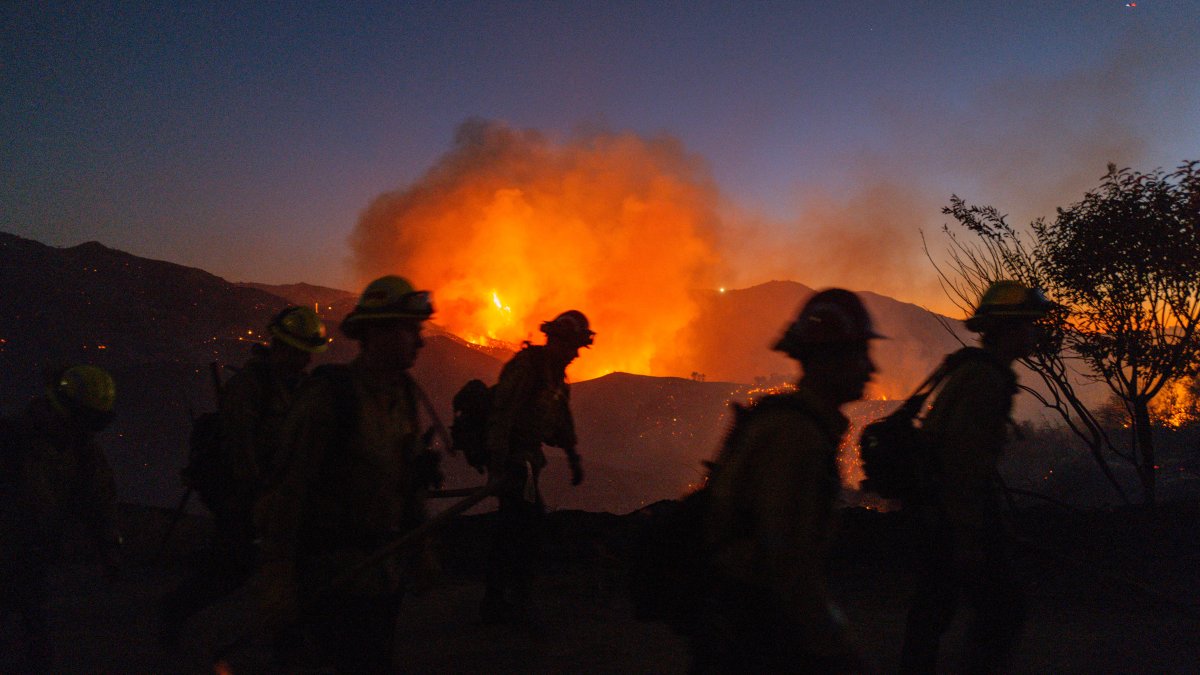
900 341 1026 671
698 385 857 668
965 281 1053 332
482 343 582 622
50 365 116 413
259 362 425 671
268 306 330 354
48 365 116 430
773 289 884 357
341 276 434 339
539 310 595 348
1 397 120 670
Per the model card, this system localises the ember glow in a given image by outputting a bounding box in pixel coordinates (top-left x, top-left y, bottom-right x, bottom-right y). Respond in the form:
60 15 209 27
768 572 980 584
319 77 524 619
353 120 721 381
1150 377 1200 429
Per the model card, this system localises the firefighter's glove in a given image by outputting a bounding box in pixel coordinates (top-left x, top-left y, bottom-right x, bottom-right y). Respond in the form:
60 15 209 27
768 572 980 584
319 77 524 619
413 450 444 490
567 451 584 486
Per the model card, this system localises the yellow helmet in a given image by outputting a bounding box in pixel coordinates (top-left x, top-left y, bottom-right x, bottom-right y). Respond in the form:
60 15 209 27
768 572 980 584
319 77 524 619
341 276 434 339
966 281 1054 332
268 306 330 353
49 365 116 430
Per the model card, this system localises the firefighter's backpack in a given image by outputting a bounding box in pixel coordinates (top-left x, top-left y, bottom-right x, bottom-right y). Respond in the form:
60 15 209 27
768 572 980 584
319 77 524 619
450 379 493 473
858 347 983 500
181 361 271 512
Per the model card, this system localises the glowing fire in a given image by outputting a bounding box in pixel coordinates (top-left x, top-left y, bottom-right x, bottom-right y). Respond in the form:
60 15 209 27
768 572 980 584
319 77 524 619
352 121 720 381
1150 377 1200 429
461 289 516 345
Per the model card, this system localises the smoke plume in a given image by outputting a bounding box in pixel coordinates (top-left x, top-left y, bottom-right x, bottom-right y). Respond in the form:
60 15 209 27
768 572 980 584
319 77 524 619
352 119 722 380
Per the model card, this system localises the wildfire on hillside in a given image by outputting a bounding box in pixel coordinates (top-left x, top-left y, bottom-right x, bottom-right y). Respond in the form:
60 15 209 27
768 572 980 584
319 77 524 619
352 121 722 382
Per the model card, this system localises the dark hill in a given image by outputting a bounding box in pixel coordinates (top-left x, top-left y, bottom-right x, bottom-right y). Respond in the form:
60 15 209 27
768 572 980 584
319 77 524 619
0 232 503 506
238 281 357 309
0 231 1104 512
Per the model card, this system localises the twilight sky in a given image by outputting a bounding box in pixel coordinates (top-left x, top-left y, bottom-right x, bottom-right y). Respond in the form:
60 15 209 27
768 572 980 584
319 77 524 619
3 1 1198 310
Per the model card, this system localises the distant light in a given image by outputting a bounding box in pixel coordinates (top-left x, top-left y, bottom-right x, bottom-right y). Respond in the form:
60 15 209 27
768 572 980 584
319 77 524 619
718 287 726 294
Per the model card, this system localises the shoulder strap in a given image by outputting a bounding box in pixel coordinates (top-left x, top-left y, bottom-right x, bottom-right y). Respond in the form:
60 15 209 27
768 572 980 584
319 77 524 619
897 347 987 416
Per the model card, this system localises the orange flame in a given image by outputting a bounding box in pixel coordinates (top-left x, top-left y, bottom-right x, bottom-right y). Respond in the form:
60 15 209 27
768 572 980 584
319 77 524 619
1150 377 1200 429
352 121 721 380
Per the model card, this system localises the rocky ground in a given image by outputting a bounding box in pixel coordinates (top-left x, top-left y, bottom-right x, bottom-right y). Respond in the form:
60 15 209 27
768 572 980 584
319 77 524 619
3 499 1198 673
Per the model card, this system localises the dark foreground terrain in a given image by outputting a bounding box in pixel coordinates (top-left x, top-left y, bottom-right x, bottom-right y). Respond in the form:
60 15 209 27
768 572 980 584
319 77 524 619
3 498 1198 673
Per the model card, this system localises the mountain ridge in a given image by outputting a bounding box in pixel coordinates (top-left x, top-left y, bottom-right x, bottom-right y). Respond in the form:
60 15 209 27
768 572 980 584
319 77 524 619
0 230 1010 511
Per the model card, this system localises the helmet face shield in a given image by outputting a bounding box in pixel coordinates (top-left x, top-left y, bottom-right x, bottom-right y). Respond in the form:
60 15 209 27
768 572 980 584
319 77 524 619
342 276 434 340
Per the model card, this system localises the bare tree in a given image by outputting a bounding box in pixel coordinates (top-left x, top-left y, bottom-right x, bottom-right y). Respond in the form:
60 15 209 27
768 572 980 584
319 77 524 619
932 161 1200 504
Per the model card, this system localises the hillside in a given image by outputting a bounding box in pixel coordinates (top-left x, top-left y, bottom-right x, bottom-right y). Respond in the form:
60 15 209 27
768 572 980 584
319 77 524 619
1 231 1103 511
0 232 504 506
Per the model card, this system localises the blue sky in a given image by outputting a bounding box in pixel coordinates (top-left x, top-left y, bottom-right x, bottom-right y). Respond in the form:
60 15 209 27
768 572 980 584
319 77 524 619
3 1 1197 303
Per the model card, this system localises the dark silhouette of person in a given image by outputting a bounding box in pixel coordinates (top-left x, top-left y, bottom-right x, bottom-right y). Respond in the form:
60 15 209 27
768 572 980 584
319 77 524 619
0 365 122 673
480 310 591 623
900 280 1054 674
693 289 880 673
256 276 440 673
159 306 328 647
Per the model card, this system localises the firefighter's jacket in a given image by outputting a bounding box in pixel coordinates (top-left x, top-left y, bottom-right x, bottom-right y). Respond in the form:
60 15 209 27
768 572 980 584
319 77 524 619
921 351 1018 551
219 346 304 503
259 359 425 596
485 345 576 473
0 399 120 563
703 384 850 657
